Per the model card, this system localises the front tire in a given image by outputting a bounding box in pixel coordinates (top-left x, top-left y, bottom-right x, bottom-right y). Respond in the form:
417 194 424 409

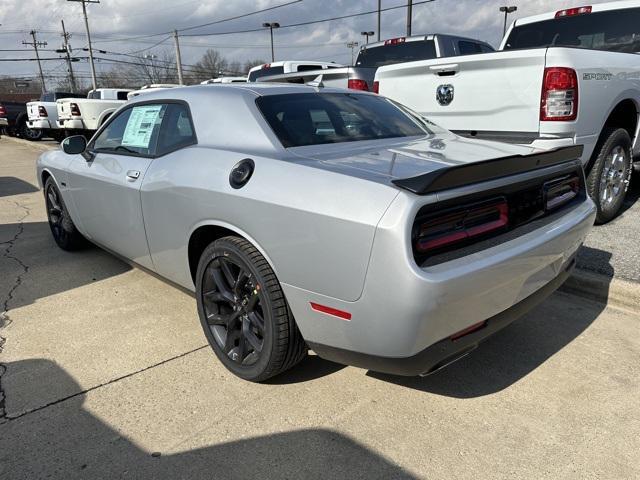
587 128 632 224
44 177 86 250
196 236 307 382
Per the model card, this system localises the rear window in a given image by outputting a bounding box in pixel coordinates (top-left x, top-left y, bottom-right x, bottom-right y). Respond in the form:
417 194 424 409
356 40 437 68
117 91 129 100
256 92 429 148
248 66 285 82
504 7 640 53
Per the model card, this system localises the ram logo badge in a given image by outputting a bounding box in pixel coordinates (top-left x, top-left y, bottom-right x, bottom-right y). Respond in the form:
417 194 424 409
436 84 454 106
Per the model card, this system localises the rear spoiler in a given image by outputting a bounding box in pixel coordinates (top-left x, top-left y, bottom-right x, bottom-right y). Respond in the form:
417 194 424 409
392 145 584 195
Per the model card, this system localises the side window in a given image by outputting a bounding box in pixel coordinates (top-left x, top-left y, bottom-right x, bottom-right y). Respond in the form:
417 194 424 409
155 103 197 156
117 91 129 100
92 104 166 157
458 41 482 55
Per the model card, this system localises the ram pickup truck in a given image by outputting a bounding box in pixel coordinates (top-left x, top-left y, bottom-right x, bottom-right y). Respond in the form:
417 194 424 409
375 1 640 223
256 34 494 92
57 88 132 136
0 100 42 141
27 91 85 141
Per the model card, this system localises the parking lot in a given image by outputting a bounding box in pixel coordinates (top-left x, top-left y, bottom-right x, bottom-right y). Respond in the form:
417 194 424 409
0 137 639 479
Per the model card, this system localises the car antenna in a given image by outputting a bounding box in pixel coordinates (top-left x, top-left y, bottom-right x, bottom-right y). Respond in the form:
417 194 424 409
307 74 324 89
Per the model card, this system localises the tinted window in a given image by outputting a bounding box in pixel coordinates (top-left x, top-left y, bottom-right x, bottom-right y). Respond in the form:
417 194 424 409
117 91 129 100
458 41 482 55
88 91 101 99
257 93 429 147
297 65 324 72
92 104 166 156
504 8 640 53
480 44 494 53
156 103 197 156
42 93 54 102
356 40 437 68
248 66 285 82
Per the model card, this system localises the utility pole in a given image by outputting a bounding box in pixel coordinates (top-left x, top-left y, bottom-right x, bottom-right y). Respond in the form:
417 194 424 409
347 41 359 66
68 0 99 90
377 0 381 41
173 30 184 85
22 31 47 93
406 0 413 36
60 20 77 93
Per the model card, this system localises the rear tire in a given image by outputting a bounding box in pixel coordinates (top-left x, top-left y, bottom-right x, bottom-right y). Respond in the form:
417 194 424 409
44 177 86 251
587 128 632 224
19 119 43 141
196 236 307 382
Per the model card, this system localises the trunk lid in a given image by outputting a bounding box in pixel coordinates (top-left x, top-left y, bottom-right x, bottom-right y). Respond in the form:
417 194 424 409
377 49 547 133
289 134 541 185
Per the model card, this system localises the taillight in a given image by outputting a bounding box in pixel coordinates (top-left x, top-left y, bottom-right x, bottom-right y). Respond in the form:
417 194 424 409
262 63 271 69
544 174 580 211
414 198 509 253
372 81 379 94
540 67 578 121
347 79 369 91
556 6 591 17
0 105 6 117
38 106 48 117
70 103 81 116
384 37 406 46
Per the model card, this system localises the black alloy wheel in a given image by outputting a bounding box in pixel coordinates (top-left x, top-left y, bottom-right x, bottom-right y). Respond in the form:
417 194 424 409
44 177 85 250
196 236 307 382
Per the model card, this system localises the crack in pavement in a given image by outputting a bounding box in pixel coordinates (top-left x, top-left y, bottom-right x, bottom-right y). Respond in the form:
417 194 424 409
0 200 32 424
3 345 208 423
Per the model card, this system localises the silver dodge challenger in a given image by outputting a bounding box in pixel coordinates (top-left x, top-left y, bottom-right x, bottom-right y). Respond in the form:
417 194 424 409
37 84 596 382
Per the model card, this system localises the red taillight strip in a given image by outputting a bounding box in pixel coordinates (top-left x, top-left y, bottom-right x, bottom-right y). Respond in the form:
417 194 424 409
450 321 487 341
310 302 352 321
416 200 508 253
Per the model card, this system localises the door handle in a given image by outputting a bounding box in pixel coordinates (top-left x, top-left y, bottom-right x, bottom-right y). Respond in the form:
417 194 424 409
126 170 141 181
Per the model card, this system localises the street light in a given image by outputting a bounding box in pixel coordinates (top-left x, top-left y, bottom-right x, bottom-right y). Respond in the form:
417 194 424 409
262 22 280 62
361 31 375 44
499 6 517 37
347 41 359 66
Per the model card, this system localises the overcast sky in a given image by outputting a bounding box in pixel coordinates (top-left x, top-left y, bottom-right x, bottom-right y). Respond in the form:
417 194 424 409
0 0 614 85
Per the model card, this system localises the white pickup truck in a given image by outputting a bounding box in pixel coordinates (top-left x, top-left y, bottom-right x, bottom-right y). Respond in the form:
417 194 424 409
57 88 132 136
376 1 640 223
26 91 85 141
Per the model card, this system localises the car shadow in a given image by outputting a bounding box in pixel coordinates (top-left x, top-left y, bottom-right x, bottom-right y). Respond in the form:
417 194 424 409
265 354 346 384
0 221 131 314
614 168 640 217
0 177 39 198
366 248 613 398
0 359 417 479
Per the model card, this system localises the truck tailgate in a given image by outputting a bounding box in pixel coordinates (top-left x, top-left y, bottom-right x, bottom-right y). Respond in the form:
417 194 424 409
377 49 547 133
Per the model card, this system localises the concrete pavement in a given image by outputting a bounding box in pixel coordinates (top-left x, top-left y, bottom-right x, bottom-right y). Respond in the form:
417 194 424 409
1 137 639 479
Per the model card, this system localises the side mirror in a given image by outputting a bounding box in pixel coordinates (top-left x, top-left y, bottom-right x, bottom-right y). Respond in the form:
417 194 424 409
61 135 87 155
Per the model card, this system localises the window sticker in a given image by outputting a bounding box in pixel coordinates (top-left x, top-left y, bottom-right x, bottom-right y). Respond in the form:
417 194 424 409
122 105 163 148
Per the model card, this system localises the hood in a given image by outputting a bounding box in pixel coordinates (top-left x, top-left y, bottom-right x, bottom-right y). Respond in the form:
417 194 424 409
288 133 541 185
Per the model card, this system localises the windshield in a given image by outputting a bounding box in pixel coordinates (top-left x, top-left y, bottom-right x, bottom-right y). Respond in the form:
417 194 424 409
256 92 430 148
356 40 437 68
504 7 640 53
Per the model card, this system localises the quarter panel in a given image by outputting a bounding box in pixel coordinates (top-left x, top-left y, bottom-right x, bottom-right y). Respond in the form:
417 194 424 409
140 146 399 301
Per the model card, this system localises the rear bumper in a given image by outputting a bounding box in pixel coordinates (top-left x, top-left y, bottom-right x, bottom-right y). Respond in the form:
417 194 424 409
284 192 596 366
27 119 54 130
58 119 84 129
0 118 8 127
309 258 575 376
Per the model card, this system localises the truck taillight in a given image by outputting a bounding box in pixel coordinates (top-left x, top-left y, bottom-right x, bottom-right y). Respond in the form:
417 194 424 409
384 37 406 46
540 67 578 122
38 106 48 117
414 198 509 253
347 79 369 91
556 6 591 17
262 63 271 69
70 103 81 116
0 105 6 117
372 81 379 94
